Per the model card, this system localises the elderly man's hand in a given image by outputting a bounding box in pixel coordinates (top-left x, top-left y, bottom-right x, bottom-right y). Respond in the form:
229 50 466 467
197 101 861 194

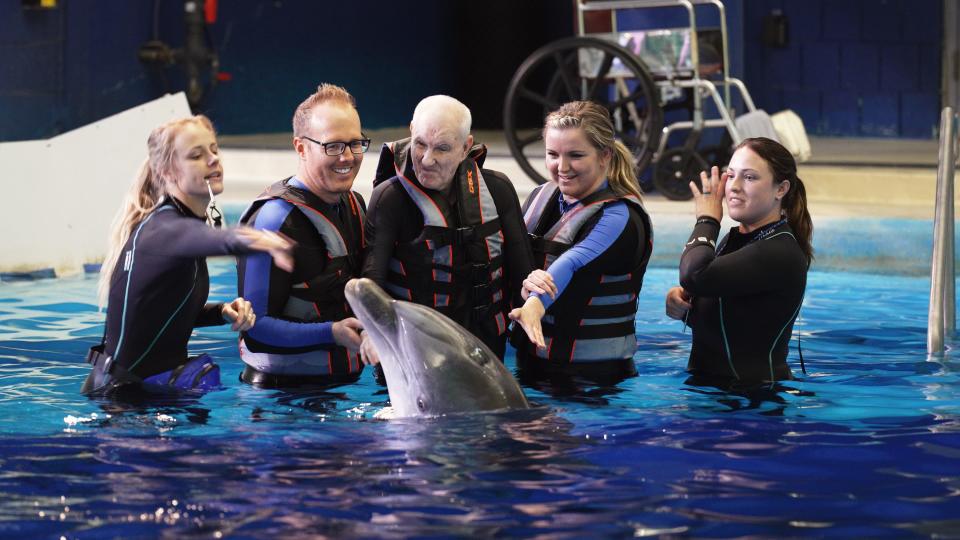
521 269 557 301
332 318 364 352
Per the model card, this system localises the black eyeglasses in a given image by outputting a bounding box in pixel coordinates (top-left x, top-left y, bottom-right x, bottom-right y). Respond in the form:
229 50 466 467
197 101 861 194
301 134 371 156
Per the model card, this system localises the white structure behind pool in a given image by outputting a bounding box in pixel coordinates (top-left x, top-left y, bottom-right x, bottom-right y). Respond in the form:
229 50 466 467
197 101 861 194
0 93 192 278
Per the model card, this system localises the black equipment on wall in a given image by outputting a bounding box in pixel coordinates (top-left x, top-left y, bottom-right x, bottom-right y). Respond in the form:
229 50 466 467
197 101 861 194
138 0 221 109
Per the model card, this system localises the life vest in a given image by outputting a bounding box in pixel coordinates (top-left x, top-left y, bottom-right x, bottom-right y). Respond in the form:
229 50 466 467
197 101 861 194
373 139 508 338
237 178 366 375
521 183 653 362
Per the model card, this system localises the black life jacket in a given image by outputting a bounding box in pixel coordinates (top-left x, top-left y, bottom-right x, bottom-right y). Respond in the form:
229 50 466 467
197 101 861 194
237 178 365 374
373 139 508 338
521 183 653 362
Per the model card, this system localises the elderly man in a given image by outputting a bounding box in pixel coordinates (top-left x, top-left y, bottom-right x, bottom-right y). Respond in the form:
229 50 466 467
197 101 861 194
362 95 534 359
236 83 367 387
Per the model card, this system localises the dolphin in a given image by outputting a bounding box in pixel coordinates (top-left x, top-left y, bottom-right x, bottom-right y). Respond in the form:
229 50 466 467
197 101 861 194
344 278 529 418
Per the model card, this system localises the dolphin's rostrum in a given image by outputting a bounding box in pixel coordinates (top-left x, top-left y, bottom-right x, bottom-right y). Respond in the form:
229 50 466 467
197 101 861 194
344 278 529 418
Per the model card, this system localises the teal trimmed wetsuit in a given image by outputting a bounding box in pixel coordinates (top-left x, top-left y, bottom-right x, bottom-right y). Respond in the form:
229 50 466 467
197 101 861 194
679 216 808 384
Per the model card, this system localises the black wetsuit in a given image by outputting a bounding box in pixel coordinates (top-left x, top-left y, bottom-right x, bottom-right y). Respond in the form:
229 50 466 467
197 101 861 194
362 155 534 358
679 216 808 384
101 197 253 379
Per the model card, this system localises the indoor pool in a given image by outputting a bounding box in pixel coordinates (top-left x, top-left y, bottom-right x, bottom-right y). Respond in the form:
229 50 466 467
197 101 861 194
1 261 959 538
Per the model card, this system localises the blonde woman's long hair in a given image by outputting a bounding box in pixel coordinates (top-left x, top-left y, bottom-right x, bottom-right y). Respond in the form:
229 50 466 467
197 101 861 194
97 115 216 307
543 101 643 201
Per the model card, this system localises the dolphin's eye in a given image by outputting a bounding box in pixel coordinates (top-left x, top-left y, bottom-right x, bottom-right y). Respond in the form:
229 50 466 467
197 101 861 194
417 397 426 411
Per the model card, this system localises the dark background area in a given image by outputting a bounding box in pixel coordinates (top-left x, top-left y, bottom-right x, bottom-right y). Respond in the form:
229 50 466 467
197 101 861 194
0 0 942 141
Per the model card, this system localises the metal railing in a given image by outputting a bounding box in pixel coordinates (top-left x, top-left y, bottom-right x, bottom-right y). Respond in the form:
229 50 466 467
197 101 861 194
928 107 957 355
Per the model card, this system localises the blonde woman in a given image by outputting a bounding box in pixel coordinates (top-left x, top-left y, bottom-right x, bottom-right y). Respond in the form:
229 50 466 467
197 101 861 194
81 115 293 397
510 101 653 381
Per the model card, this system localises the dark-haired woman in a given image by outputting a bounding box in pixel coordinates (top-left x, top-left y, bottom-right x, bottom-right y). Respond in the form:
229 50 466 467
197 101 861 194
665 137 813 385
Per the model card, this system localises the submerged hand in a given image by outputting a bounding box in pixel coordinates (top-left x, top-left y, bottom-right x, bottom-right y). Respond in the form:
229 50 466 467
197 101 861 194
521 269 557 300
690 166 728 222
508 296 546 349
332 317 364 352
236 228 296 273
665 286 692 321
222 297 256 331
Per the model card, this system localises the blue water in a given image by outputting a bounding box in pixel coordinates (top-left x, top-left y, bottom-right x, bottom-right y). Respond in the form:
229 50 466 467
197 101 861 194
1 263 959 538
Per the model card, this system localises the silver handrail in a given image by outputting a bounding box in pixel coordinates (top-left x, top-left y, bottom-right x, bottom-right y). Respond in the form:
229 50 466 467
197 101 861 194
928 107 956 355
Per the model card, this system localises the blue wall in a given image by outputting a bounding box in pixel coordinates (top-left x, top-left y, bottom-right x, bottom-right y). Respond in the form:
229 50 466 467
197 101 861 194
0 0 942 141
743 0 942 139
0 0 571 141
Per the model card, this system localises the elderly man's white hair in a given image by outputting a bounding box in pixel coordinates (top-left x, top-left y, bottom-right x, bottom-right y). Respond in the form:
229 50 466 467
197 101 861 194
411 95 472 141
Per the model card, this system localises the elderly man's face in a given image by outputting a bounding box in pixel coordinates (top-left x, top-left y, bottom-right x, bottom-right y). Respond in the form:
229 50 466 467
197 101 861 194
410 115 472 192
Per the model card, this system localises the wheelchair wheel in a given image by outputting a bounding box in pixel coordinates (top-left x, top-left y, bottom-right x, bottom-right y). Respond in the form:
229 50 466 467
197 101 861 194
652 148 709 201
504 36 663 185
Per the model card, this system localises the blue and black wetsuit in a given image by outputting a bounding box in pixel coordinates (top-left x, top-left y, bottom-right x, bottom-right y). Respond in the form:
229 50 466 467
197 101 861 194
237 177 366 387
680 216 808 385
512 182 652 378
82 196 254 396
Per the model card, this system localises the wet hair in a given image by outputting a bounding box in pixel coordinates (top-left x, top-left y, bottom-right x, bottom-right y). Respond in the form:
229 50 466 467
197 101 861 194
543 100 642 200
97 115 216 307
292 83 356 137
411 95 472 141
735 137 814 263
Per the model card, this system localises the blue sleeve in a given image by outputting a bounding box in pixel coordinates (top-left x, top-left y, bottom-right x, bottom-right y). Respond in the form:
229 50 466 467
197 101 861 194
241 199 334 347
533 202 629 310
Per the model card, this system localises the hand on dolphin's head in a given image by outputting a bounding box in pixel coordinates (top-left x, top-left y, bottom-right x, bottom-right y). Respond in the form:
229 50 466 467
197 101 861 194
332 318 364 352
509 296 547 349
521 269 557 301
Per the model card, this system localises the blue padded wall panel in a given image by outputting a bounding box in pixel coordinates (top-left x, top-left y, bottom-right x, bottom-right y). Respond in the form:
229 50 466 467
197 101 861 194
822 0 859 41
781 88 820 129
920 48 942 92
766 46 802 87
802 43 840 90
782 0 822 43
840 43 878 90
821 91 859 135
880 44 919 92
0 97 60 140
901 92 938 138
860 93 899 137
860 0 900 42
901 0 941 44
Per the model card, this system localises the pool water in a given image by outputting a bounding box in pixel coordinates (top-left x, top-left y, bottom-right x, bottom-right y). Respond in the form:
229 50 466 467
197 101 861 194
1 263 958 538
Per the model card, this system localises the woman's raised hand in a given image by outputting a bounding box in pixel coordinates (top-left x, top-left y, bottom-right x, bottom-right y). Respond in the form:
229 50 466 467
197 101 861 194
690 166 728 222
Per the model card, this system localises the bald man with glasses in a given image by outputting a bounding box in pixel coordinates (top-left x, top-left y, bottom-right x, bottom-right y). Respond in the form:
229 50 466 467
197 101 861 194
236 83 370 388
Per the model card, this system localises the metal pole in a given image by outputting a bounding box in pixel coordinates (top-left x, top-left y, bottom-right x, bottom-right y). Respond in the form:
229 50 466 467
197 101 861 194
928 107 955 355
945 130 956 340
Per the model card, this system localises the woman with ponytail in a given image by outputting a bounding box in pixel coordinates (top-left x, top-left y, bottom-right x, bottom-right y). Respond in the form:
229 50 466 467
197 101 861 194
82 115 294 398
666 136 812 385
510 101 653 381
